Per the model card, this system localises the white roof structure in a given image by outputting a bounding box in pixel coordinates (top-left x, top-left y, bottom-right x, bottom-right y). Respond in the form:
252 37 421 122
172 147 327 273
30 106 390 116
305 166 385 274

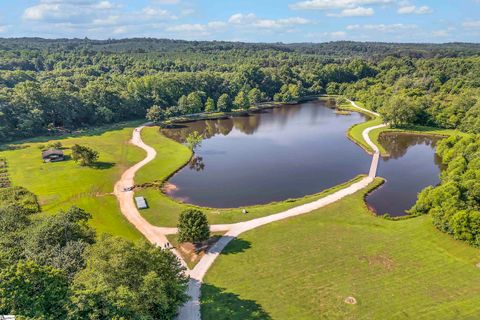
135 196 148 209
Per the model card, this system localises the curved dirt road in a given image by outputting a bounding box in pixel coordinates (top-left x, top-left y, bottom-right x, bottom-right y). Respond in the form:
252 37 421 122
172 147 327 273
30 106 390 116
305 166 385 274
113 126 186 263
112 102 386 320
176 101 387 320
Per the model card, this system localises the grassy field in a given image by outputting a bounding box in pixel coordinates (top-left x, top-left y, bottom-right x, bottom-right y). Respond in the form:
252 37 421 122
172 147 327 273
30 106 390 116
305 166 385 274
336 100 383 154
135 126 367 227
340 101 464 157
201 179 480 320
0 123 145 241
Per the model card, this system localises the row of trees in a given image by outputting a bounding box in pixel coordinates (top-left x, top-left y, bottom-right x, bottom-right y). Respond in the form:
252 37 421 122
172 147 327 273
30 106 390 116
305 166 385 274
335 57 480 247
4 42 479 142
339 56 480 132
0 188 188 319
409 135 480 247
0 38 385 141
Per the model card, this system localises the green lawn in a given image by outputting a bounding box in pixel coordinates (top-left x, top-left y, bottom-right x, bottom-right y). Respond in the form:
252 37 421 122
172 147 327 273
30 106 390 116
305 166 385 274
0 124 145 241
202 179 480 320
347 116 384 154
135 127 192 185
341 102 463 157
336 101 383 154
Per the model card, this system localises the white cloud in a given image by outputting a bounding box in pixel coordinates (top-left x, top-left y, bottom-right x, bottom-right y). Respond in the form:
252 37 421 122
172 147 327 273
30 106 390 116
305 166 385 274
112 26 127 34
166 13 310 39
329 31 347 37
347 23 417 32
142 7 177 19
93 15 120 26
228 13 257 25
432 29 449 37
207 21 228 29
463 20 480 29
166 21 226 36
397 5 432 14
23 0 178 36
228 13 309 29
290 0 391 10
23 0 118 22
93 1 116 10
327 6 374 17
167 24 208 32
306 30 348 40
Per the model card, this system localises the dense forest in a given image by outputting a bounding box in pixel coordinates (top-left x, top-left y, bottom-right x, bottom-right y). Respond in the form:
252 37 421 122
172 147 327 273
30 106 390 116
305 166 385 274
0 187 188 319
1 39 480 142
0 37 480 302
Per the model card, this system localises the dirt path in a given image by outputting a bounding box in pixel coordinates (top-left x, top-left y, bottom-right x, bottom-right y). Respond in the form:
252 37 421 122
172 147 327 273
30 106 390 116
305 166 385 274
176 101 387 320
347 99 386 178
113 125 185 263
112 103 386 320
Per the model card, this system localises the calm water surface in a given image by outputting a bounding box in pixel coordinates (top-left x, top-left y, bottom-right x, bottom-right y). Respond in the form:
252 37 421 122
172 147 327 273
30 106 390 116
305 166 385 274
161 101 443 214
365 133 444 216
162 101 372 207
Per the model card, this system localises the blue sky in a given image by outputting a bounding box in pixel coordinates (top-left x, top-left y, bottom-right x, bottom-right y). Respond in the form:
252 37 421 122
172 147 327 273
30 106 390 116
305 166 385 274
0 0 479 42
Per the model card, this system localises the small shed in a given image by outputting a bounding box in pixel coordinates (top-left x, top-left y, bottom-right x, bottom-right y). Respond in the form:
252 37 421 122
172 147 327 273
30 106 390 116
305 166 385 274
42 149 64 162
135 196 148 209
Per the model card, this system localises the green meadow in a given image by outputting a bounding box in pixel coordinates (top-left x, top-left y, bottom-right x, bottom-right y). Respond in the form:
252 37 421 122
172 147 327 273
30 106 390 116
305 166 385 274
0 123 145 241
201 180 480 319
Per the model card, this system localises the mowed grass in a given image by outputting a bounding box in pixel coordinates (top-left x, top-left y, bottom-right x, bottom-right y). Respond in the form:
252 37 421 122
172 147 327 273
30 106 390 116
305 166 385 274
0 124 145 241
135 126 368 227
341 101 465 157
347 116 383 154
202 180 480 320
337 101 383 154
135 127 192 185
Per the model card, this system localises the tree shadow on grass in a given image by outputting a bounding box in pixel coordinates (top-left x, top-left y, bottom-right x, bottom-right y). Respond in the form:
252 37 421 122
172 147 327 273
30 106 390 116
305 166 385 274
90 161 116 170
201 283 272 320
209 237 252 255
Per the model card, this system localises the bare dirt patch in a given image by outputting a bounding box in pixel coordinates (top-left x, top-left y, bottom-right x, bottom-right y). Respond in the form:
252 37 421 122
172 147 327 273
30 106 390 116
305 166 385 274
167 232 225 269
344 296 357 305
163 182 178 193
359 254 395 270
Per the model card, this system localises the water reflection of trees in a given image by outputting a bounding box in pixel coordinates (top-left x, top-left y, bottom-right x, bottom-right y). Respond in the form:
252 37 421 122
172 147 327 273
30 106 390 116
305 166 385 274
380 133 445 169
161 105 304 143
189 156 205 172
161 118 236 143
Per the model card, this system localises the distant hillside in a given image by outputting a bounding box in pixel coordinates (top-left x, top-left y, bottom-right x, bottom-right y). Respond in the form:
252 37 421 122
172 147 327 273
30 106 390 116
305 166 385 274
1 38 480 59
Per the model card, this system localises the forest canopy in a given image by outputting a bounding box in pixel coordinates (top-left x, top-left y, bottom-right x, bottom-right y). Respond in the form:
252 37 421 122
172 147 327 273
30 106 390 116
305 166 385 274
1 38 480 142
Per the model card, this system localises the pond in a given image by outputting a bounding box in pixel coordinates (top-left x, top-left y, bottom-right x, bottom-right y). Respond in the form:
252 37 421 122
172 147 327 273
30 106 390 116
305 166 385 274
365 133 444 217
162 100 372 208
161 100 443 215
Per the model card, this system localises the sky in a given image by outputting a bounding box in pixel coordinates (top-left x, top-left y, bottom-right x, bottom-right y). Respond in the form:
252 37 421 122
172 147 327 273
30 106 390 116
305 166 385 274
0 0 479 43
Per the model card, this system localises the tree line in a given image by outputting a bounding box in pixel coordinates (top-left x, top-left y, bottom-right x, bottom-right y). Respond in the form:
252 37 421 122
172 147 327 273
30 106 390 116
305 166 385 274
0 39 394 142
409 135 480 247
2 39 479 143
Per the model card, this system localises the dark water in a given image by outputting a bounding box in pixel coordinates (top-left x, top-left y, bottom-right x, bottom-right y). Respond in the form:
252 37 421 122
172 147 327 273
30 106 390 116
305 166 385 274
162 100 372 207
365 133 444 216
